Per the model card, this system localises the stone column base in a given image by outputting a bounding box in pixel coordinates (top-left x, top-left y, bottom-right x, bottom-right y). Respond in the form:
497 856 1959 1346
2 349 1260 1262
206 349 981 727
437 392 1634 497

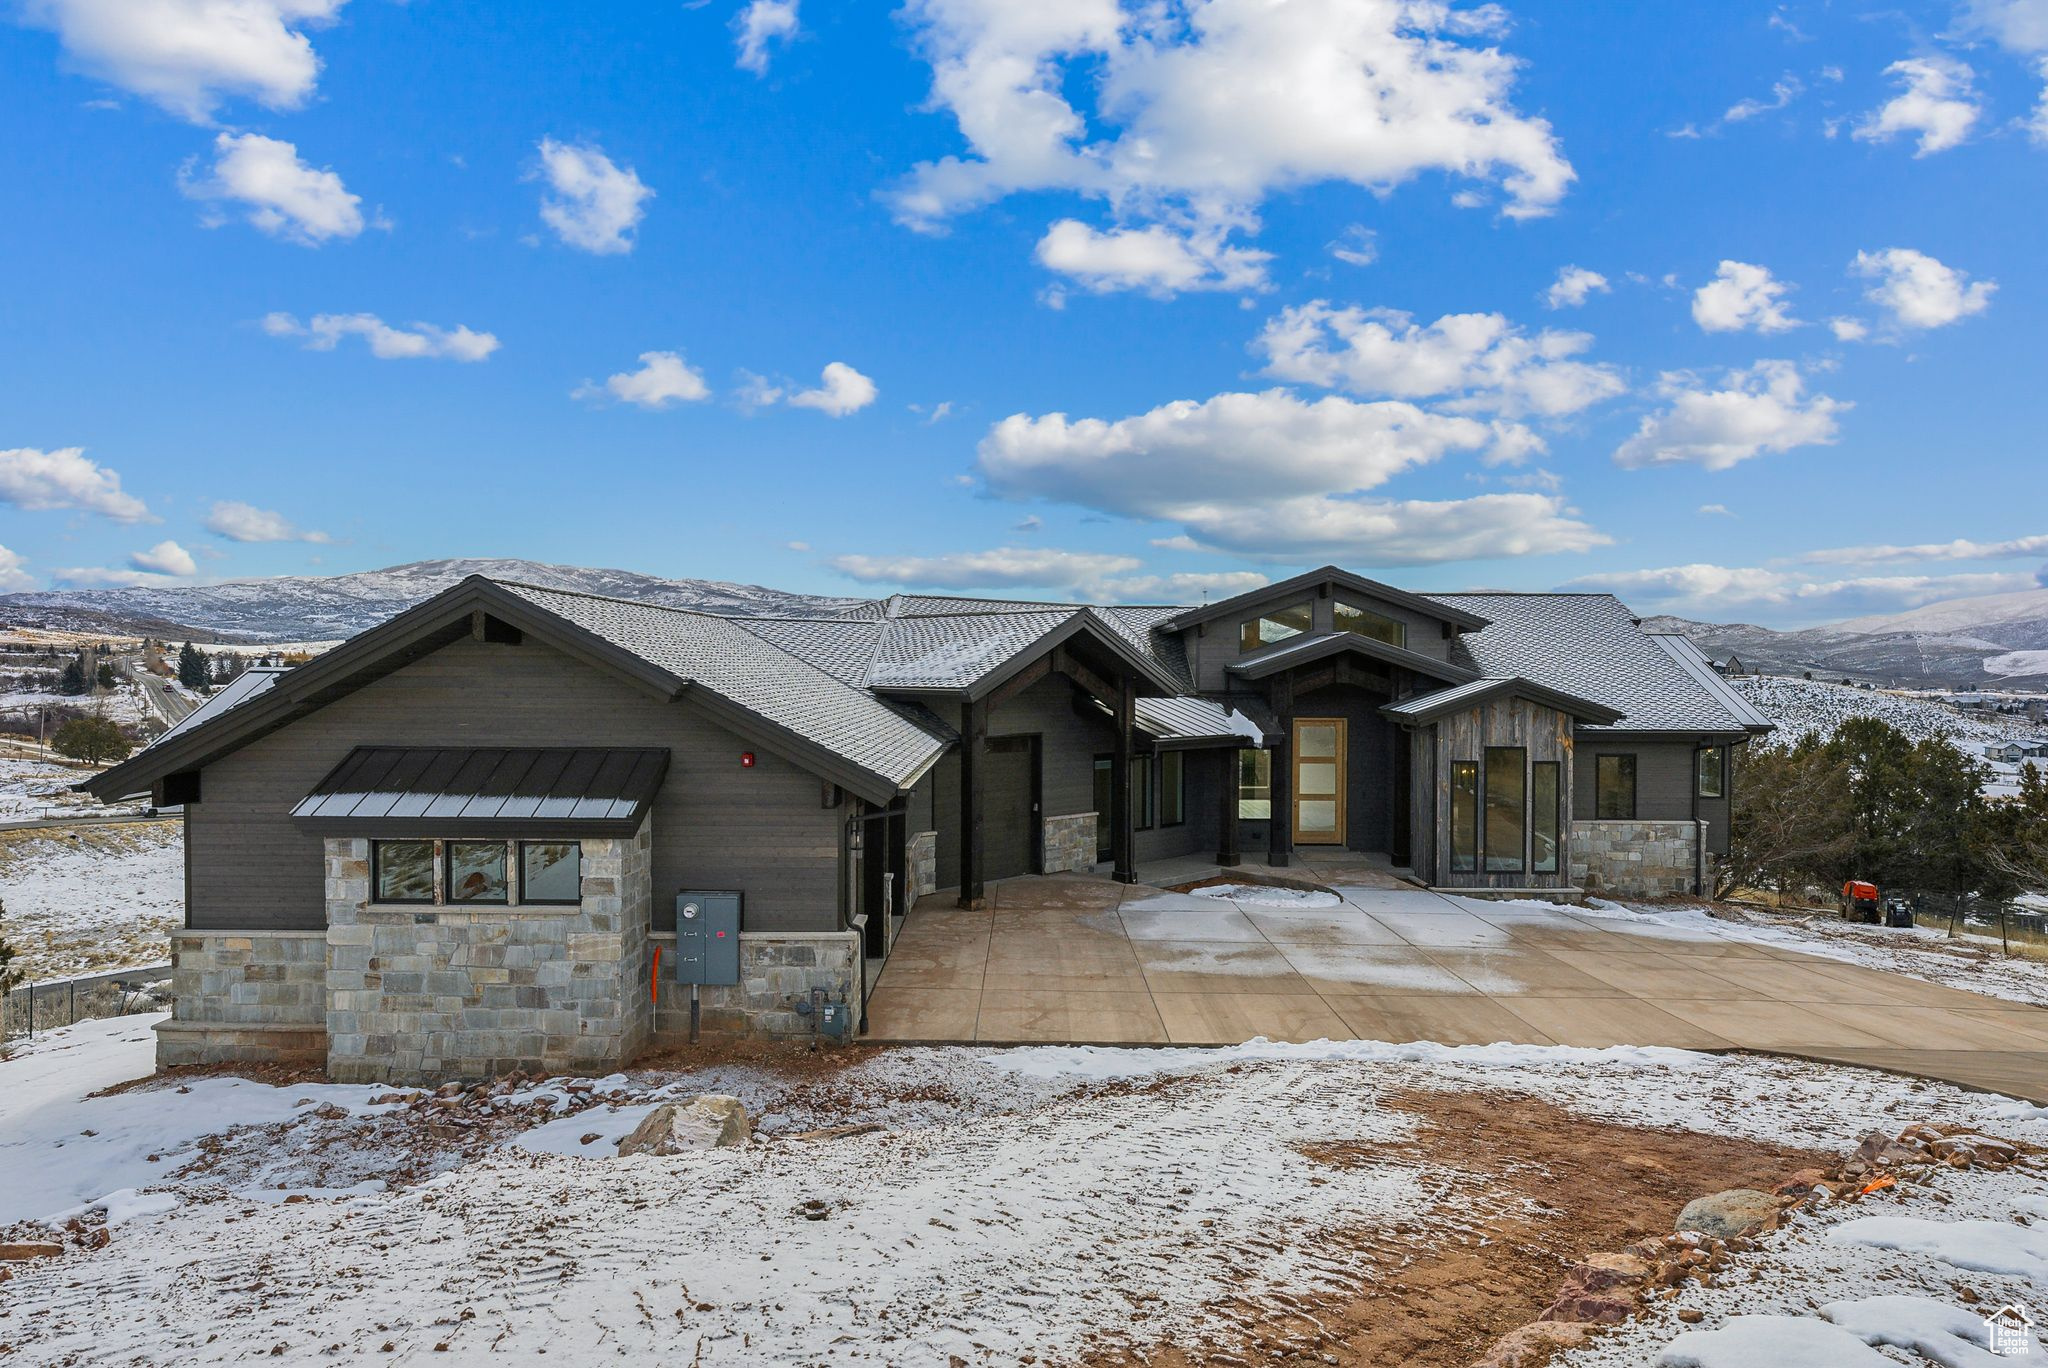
156 1019 327 1068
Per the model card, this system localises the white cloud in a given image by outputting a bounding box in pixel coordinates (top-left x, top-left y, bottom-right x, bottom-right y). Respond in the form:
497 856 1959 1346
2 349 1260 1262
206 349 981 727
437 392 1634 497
1725 74 1803 123
1096 570 1270 602
1255 303 1626 419
785 540 811 552
1961 0 2048 52
1613 361 1848 471
788 362 878 417
0 447 153 523
574 351 711 409
1797 532 2048 565
21 0 345 122
1829 317 1870 341
1566 562 2035 618
1699 503 1735 517
1853 56 1981 156
263 311 499 361
1328 225 1378 267
1543 265 1608 310
534 139 653 255
1690 260 1799 333
180 132 367 244
827 546 1142 590
203 499 331 543
130 539 198 577
51 565 191 589
733 0 799 75
1851 247 1996 330
892 0 1573 278
0 545 32 592
974 387 1606 565
1034 219 1271 296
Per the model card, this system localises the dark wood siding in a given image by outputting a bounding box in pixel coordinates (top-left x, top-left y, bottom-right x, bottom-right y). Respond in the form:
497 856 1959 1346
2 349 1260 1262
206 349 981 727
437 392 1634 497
186 635 843 934
1426 697 1575 890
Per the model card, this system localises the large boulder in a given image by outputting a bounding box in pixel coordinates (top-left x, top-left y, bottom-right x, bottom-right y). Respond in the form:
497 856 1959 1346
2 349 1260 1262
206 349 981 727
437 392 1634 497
1675 1189 1779 1240
616 1096 751 1156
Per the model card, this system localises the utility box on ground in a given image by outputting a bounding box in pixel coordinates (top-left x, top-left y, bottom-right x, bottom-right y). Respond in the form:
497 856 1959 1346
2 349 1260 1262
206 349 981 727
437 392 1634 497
673 890 742 985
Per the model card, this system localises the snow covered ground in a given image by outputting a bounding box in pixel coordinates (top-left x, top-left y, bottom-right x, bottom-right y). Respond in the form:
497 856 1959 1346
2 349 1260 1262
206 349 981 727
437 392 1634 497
5 1017 2048 1365
0 679 152 727
1733 675 2048 796
1579 896 2048 1008
0 820 182 979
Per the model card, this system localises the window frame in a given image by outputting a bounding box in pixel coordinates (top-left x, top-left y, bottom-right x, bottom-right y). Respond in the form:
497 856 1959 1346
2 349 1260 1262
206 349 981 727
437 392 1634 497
1238 599 1314 653
1531 760 1561 876
1483 745 1527 875
1449 761 1479 873
517 840 584 906
1159 751 1185 828
1332 600 1406 648
1131 754 1156 832
1594 753 1638 820
444 839 511 906
371 838 438 905
1238 748 1272 820
1695 745 1726 800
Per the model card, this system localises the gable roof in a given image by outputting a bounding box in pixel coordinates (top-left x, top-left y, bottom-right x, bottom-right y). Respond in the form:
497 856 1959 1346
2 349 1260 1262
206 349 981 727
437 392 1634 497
1158 565 1489 634
86 576 952 806
1381 676 1626 726
1227 630 1479 685
1426 592 1773 736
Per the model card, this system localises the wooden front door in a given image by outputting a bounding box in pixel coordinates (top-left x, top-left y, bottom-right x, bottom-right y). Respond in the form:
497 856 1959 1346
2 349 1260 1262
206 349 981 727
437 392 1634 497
1293 718 1347 845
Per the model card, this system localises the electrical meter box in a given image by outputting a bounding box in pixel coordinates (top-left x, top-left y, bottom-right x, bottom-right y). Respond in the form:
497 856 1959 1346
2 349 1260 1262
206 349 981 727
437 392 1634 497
673 890 742 985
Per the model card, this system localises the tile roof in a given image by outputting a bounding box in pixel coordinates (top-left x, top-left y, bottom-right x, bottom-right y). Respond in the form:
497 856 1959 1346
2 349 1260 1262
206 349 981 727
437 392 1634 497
866 610 1078 689
1426 592 1771 735
1380 676 1625 726
497 583 953 790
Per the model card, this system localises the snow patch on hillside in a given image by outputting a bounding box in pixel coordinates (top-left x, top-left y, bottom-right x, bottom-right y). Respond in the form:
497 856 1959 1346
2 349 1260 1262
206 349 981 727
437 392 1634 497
0 821 183 979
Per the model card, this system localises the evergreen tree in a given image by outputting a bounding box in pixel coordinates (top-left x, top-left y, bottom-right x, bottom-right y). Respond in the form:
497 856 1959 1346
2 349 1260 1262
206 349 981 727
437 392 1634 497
57 659 88 695
176 642 208 690
95 662 118 690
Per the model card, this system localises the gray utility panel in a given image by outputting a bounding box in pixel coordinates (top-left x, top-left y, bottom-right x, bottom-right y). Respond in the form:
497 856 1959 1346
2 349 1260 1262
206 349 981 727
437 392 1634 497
673 890 742 986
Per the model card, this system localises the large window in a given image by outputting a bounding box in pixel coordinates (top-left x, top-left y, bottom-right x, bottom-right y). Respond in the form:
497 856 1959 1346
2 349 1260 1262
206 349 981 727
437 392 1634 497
1239 600 1312 652
446 841 509 904
1159 751 1185 827
1531 761 1561 875
1449 762 1478 872
1484 746 1526 874
520 841 583 904
1131 755 1156 831
373 839 435 904
1238 748 1272 819
369 838 582 906
1595 754 1637 819
1696 745 1726 799
1334 601 1406 648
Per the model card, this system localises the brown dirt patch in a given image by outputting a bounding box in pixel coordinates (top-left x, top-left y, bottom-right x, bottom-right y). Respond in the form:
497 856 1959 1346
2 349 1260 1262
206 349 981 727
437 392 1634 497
1086 1088 1828 1368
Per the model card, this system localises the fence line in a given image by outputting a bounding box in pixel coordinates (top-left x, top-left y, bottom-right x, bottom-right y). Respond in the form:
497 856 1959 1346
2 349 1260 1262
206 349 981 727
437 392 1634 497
1 961 172 1043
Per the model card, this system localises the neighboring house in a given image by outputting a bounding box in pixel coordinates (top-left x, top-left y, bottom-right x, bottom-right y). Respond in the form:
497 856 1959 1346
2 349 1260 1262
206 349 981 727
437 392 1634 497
1987 741 2029 762
1714 654 1747 677
86 567 1771 1082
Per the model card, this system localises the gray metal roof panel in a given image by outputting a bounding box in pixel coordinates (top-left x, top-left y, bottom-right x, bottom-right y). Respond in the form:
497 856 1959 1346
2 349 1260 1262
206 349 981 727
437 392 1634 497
1426 593 1761 734
147 665 286 749
1136 695 1269 745
1646 633 1775 732
292 746 670 832
1381 676 1626 726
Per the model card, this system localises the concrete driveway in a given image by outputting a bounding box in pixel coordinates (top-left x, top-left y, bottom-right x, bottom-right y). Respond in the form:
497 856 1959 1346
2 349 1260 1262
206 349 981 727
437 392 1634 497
864 872 2048 1102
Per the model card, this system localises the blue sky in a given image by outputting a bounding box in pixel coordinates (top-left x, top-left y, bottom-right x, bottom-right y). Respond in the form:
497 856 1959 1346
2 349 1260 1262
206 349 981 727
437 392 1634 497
1 0 2044 627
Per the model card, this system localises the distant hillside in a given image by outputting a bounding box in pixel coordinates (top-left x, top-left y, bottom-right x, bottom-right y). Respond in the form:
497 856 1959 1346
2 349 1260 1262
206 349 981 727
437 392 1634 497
1642 585 2048 690
0 558 869 643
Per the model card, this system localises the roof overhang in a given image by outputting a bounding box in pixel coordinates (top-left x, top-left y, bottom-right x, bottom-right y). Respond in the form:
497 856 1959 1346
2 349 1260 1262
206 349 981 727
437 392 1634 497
1229 631 1479 686
1382 676 1627 727
1159 565 1489 635
80 576 688 804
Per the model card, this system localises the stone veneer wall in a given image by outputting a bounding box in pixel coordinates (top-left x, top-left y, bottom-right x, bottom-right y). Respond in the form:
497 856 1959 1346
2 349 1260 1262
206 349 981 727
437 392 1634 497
651 928 862 1040
1042 812 1097 875
906 830 937 906
1571 819 1706 899
157 930 328 1067
323 821 655 1084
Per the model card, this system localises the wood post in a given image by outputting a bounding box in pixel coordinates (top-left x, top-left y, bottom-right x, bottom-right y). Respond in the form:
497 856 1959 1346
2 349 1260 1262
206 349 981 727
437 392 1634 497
1267 732 1293 868
1217 749 1242 867
1111 676 1136 884
959 697 987 908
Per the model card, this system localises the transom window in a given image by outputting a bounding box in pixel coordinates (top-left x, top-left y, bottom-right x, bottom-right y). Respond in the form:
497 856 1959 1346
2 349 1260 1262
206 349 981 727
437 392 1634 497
1333 601 1406 648
369 838 582 906
1595 755 1637 819
1239 600 1312 652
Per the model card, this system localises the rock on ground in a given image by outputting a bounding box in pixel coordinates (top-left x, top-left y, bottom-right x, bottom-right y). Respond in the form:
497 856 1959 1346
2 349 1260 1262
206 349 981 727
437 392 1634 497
615 1096 751 1156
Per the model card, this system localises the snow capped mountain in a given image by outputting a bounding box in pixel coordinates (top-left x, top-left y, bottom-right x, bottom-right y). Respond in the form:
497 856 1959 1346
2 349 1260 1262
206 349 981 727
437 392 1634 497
0 559 870 642
1833 586 2048 646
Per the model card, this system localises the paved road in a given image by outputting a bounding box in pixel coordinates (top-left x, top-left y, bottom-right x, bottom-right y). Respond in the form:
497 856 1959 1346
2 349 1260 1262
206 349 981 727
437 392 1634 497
123 657 196 726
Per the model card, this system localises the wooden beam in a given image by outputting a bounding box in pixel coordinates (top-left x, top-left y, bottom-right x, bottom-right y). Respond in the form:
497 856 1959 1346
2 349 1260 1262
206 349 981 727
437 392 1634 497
1111 675 1136 884
1050 647 1119 711
984 653 1053 713
958 697 987 908
1268 675 1294 868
